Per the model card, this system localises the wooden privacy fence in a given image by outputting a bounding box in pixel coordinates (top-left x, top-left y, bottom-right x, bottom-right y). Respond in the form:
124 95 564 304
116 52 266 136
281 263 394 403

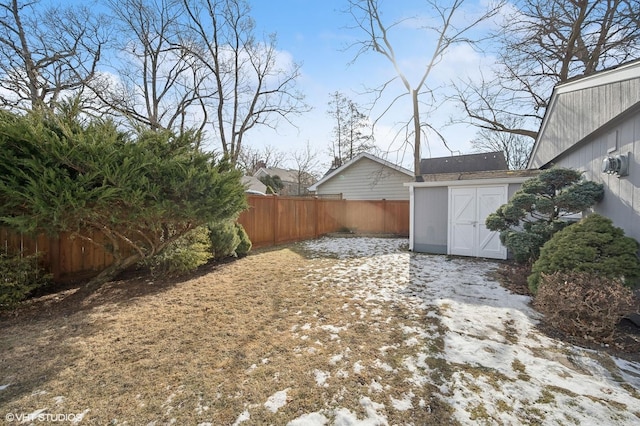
0 228 117 281
237 195 409 249
1 195 409 281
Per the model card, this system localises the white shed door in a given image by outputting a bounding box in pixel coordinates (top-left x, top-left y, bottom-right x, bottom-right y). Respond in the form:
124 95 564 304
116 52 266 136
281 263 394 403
449 186 507 259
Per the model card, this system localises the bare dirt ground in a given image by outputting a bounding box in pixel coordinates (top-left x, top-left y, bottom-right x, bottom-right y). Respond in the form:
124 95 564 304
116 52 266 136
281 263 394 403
1 237 639 425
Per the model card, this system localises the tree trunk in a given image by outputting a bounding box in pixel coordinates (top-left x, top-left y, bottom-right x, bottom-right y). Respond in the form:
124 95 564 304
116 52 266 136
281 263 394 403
412 89 424 182
84 252 143 290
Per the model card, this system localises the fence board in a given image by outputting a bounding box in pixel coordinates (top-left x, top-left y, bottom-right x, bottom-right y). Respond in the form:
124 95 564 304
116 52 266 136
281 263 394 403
2 195 409 281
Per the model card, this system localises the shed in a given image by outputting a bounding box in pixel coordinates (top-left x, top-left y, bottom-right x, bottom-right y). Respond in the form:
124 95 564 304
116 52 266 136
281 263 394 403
308 153 413 200
528 59 640 243
406 169 539 259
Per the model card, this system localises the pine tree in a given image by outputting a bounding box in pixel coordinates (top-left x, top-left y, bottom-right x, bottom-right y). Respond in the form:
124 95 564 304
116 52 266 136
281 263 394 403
485 168 604 263
0 110 247 287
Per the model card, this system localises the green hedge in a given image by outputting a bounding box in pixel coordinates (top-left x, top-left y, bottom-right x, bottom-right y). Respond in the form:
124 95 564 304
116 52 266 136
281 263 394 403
528 214 640 293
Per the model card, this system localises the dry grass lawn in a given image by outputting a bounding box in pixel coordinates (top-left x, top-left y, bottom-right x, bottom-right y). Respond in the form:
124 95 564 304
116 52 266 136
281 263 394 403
0 243 453 424
2 237 639 425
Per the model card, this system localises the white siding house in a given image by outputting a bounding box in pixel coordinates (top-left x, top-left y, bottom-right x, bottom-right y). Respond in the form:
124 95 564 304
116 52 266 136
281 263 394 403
308 153 413 200
528 59 640 243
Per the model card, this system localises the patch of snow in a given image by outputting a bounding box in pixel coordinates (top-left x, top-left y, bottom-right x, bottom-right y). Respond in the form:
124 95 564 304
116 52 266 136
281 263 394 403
231 410 250 425
0 384 9 391
404 337 419 347
333 397 388 426
369 380 383 393
329 353 344 365
296 237 640 425
336 369 349 379
314 369 330 387
264 388 289 413
373 359 394 372
390 392 413 411
287 412 329 425
53 396 65 404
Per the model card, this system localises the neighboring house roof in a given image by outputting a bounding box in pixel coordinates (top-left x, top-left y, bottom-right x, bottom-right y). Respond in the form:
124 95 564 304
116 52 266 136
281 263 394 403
420 151 508 175
253 167 299 183
529 59 640 169
308 152 413 192
241 176 267 195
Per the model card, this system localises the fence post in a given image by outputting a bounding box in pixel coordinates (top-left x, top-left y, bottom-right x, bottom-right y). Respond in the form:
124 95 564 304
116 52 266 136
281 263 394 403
314 197 319 239
49 235 61 281
271 194 278 246
382 199 386 233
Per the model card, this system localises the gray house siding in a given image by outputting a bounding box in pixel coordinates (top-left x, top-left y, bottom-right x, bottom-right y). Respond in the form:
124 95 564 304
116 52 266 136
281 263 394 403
315 157 412 200
530 61 640 169
547 109 640 243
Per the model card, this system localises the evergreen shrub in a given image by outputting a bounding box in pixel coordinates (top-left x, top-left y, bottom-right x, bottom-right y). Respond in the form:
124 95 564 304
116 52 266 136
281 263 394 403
528 214 640 293
486 168 603 263
209 220 240 259
0 253 51 307
235 223 252 257
143 226 212 276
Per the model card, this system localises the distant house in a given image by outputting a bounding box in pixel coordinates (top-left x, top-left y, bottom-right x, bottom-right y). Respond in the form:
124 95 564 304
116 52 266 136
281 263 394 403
406 151 540 259
528 59 640 243
241 176 267 195
253 166 315 196
308 153 413 200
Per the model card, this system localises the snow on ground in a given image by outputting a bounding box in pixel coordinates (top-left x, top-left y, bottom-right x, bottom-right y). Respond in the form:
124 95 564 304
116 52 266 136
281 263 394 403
283 237 640 425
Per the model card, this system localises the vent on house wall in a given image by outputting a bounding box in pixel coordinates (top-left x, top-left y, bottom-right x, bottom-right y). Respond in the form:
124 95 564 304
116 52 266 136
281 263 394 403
601 152 630 177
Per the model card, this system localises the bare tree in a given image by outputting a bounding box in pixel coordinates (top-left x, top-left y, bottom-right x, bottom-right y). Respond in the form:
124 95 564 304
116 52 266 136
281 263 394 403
327 91 375 166
290 140 320 196
471 116 532 169
182 0 308 163
0 0 109 112
92 0 208 137
457 0 640 140
236 144 286 174
346 0 503 180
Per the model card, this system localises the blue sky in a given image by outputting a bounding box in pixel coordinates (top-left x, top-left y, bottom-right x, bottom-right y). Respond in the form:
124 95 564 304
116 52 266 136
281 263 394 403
247 0 497 171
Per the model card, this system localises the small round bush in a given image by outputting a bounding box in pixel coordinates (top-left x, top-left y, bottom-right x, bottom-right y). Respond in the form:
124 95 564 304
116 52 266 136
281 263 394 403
528 214 640 293
209 219 240 259
534 271 635 341
234 223 252 257
144 226 212 276
0 253 51 308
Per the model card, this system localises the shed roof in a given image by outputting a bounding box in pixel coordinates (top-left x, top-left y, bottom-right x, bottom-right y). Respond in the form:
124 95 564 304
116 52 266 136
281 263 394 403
420 151 508 175
405 169 540 188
